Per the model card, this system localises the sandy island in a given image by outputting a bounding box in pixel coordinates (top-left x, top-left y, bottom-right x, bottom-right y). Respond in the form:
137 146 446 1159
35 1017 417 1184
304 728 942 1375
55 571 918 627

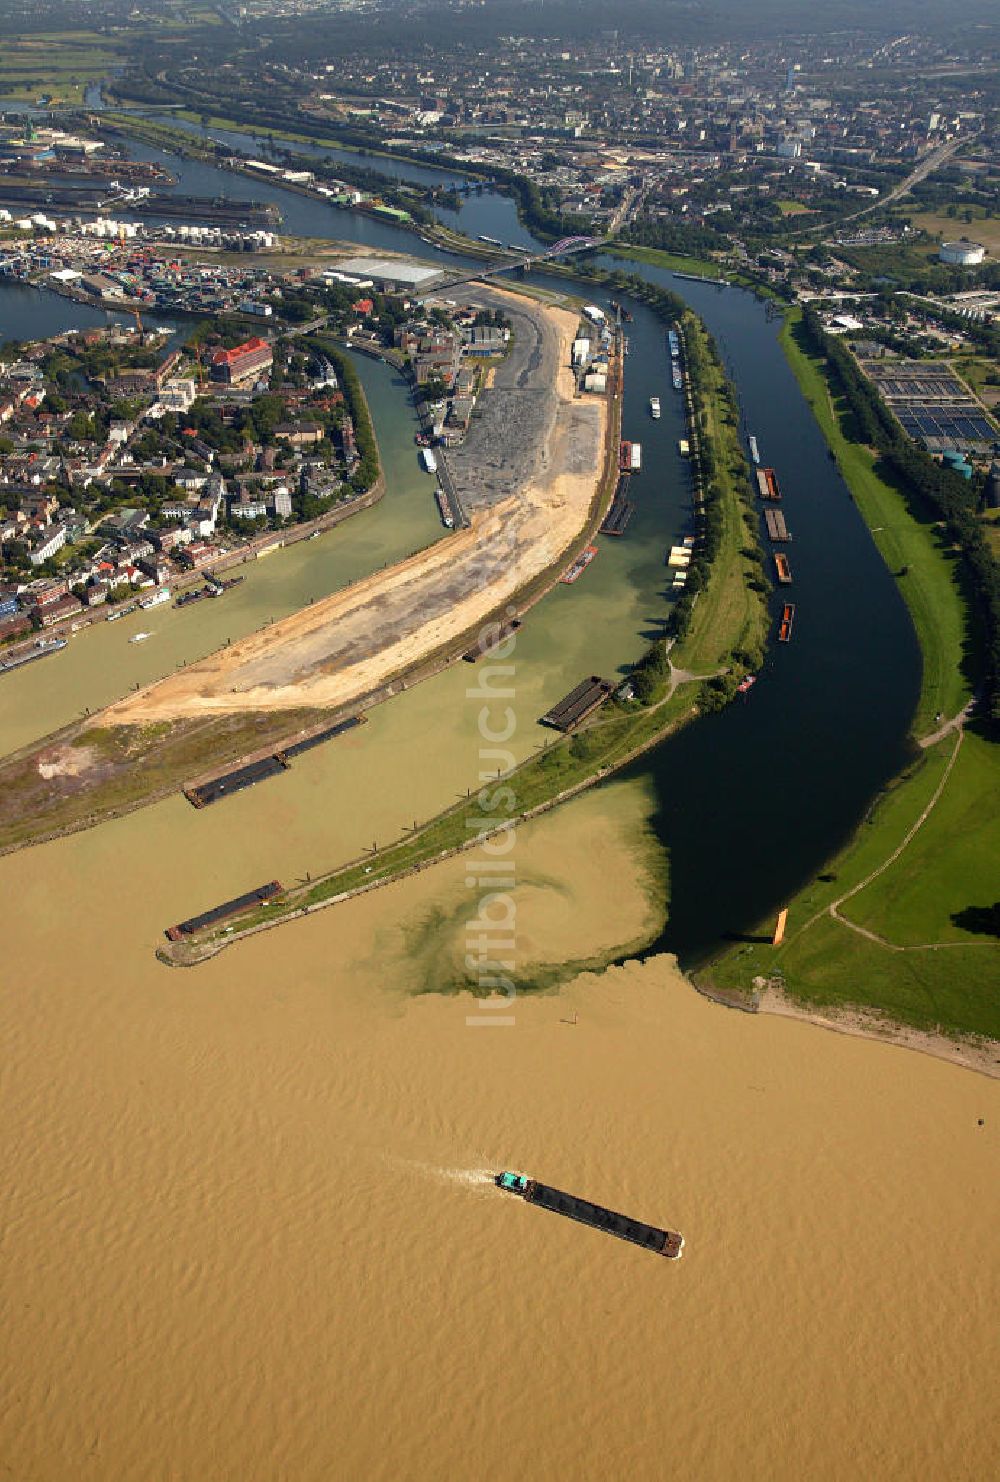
108 290 607 726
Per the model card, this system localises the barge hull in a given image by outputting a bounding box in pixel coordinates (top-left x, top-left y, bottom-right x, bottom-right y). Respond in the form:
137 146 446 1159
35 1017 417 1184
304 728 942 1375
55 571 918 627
523 1178 683 1258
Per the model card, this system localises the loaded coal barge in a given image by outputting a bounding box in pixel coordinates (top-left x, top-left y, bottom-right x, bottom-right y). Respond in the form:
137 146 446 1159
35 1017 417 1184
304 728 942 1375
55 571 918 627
495 1172 684 1259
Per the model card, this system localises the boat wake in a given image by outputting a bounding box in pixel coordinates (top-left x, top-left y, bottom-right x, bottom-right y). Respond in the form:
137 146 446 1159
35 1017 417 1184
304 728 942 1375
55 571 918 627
388 1156 497 1193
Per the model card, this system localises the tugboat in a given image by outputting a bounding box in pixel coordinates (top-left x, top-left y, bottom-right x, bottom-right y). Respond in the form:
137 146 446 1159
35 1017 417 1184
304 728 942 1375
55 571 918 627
495 1171 684 1259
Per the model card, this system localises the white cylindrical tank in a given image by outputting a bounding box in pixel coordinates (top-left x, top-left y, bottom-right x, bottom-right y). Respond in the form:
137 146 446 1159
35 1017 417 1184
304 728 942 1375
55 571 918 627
939 240 986 266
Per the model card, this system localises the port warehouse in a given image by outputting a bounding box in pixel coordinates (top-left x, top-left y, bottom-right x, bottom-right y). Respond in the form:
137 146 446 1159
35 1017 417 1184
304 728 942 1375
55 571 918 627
184 717 364 808
540 675 613 731
166 880 283 941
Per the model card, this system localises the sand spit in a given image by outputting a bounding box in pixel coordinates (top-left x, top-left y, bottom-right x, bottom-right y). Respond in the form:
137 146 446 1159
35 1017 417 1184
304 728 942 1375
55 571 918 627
108 295 606 727
757 984 1000 1080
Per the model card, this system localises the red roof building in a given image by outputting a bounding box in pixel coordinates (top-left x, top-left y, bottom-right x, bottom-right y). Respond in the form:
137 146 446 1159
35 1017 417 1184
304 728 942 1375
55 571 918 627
209 337 273 386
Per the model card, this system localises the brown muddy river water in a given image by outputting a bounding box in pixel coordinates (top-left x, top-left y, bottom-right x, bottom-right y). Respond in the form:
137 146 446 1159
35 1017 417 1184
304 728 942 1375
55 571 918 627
1 776 997 1481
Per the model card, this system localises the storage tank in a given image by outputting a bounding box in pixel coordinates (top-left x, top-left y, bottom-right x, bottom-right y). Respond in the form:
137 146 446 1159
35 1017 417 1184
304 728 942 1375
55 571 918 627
939 240 986 266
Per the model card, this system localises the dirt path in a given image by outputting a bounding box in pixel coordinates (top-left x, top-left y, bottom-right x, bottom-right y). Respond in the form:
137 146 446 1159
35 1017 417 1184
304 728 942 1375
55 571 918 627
789 725 984 955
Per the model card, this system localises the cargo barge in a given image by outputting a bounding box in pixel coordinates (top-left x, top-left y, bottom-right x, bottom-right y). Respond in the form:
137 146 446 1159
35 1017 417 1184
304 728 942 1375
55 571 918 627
0 636 67 674
618 441 642 474
649 396 661 419
435 486 454 529
206 573 245 596
462 618 521 662
748 435 760 465
275 715 364 762
421 448 438 475
165 880 283 941
667 330 680 360
764 508 791 542
561 544 598 584
540 675 612 731
756 467 781 501
495 1172 683 1259
186 715 364 804
185 755 288 808
778 602 796 642
600 476 634 536
774 553 793 584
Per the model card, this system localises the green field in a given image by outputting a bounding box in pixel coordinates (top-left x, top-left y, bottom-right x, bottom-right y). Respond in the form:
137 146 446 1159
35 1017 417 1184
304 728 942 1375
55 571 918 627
843 730 1000 945
707 732 1000 1039
705 311 1000 1044
780 310 972 736
906 208 1000 258
608 244 724 279
0 35 124 104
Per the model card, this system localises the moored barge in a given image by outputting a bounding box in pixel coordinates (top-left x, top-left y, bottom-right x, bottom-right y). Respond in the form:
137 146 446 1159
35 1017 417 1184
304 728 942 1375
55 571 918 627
561 544 598 583
778 602 796 642
774 553 793 584
764 507 791 542
756 467 781 501
435 486 454 529
0 636 67 674
600 474 634 536
165 880 283 941
495 1172 684 1259
540 675 612 730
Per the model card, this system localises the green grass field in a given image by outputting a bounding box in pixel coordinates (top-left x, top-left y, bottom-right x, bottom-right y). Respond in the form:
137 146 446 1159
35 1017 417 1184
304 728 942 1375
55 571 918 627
608 244 724 279
843 731 1000 945
906 208 1000 258
707 729 1000 1039
780 310 972 736
705 312 1000 1043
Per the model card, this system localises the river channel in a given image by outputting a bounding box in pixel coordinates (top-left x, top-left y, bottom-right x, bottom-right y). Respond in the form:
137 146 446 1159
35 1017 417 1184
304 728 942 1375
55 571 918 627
0 133 921 964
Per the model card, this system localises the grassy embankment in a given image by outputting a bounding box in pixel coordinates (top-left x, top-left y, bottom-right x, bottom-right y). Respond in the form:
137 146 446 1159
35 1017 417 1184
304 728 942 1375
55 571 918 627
608 244 724 279
703 309 1000 1043
163 311 768 964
